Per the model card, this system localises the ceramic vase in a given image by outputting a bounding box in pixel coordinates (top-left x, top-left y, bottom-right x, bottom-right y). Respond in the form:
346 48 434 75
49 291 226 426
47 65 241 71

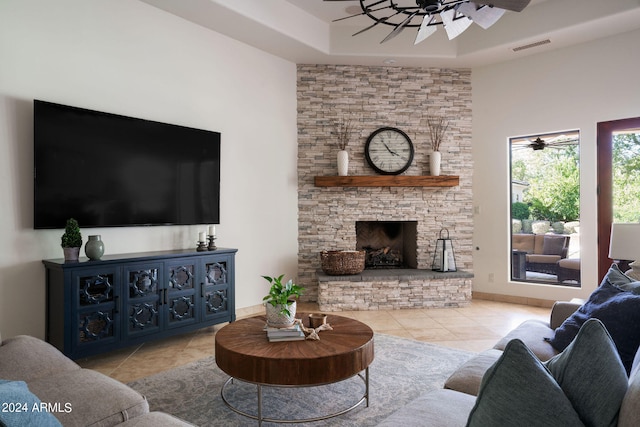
85 235 105 260
430 151 441 176
265 300 297 328
337 150 349 176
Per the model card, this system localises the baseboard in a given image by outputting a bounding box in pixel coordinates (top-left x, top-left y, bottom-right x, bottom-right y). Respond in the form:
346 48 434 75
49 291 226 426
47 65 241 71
472 291 556 308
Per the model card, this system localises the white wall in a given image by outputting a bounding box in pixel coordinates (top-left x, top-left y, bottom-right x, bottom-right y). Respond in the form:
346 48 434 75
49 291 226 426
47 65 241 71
473 28 640 302
0 0 299 339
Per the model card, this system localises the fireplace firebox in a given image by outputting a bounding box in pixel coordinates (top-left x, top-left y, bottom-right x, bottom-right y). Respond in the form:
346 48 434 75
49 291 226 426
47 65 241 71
355 221 418 269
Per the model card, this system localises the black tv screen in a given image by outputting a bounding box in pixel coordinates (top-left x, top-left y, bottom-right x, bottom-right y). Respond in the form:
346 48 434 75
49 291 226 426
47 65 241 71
34 100 221 229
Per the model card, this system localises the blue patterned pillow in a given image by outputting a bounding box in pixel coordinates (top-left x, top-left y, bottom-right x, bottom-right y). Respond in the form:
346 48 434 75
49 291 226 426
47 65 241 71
0 380 62 426
549 265 640 373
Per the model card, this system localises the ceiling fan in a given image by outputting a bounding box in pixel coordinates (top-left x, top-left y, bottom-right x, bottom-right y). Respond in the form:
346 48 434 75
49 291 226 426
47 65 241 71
324 0 531 44
512 136 580 151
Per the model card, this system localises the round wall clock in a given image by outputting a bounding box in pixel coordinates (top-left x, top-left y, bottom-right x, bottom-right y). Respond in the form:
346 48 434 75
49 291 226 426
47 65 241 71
364 127 414 175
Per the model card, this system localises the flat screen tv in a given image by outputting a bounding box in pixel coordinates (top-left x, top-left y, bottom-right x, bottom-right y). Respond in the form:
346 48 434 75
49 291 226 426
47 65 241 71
34 100 221 229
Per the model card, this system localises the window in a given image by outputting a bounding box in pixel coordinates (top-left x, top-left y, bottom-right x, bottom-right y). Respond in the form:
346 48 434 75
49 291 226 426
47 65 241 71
510 130 580 286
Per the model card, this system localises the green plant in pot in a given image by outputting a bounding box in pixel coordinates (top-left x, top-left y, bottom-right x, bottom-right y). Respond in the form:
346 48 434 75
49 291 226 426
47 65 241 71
262 274 304 328
61 218 82 262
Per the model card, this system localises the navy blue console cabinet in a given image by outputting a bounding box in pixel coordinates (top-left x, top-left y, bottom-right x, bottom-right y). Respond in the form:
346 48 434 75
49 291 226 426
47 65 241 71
43 248 237 359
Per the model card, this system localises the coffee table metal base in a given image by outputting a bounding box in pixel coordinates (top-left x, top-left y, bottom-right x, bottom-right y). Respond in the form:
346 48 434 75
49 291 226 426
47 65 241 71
220 367 369 425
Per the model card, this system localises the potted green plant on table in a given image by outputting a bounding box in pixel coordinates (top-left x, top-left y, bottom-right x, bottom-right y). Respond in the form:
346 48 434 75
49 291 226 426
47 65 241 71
262 274 304 328
61 218 82 262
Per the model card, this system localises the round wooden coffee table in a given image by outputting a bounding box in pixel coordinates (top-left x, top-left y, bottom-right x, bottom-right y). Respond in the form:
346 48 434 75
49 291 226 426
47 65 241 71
215 313 374 424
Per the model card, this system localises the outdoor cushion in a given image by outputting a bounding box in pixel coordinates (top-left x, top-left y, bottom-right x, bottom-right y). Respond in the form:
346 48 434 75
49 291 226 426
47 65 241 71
526 254 561 263
543 235 566 255
512 234 535 253
549 265 640 373
466 339 585 427
545 319 628 427
0 380 62 426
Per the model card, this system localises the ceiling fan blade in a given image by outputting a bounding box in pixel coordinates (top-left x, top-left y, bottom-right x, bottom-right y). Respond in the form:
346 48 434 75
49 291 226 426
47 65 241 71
477 0 531 12
440 8 472 40
381 11 419 43
457 3 506 29
414 15 437 44
352 12 396 36
333 4 390 22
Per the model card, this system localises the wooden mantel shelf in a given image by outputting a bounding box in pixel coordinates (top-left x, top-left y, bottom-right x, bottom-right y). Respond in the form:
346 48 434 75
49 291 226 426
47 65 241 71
314 175 459 187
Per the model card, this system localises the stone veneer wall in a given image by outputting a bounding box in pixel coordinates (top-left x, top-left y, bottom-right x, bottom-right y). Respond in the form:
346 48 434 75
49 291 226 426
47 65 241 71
297 64 473 302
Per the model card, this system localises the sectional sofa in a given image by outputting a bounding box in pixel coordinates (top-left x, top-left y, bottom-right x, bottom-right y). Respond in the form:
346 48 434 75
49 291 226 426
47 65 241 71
379 264 640 426
0 333 193 426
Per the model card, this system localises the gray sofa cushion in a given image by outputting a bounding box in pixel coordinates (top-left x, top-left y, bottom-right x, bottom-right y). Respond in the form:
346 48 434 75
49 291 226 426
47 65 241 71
467 339 585 427
444 349 502 396
620 349 640 427
544 318 628 427
377 389 476 427
0 336 79 382
493 319 558 361
28 369 149 427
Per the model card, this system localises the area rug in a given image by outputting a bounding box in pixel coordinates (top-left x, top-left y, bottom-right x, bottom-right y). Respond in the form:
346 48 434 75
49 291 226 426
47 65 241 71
128 334 475 426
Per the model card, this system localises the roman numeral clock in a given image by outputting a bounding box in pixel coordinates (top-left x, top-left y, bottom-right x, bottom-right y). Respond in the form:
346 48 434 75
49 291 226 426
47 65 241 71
365 127 415 175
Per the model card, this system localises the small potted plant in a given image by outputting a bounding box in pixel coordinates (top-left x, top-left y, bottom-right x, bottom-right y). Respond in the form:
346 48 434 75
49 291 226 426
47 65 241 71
262 274 304 328
61 218 82 261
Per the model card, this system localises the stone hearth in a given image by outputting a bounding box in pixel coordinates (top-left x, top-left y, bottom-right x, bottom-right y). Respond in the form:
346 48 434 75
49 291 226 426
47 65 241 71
317 269 473 311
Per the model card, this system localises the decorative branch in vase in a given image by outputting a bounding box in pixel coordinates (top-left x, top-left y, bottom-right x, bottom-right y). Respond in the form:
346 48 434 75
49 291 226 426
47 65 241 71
334 117 354 176
426 116 449 177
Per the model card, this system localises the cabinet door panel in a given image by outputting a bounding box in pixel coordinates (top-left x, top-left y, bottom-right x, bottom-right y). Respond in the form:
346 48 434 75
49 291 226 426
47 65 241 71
72 267 120 351
202 258 231 321
124 263 163 338
165 260 198 328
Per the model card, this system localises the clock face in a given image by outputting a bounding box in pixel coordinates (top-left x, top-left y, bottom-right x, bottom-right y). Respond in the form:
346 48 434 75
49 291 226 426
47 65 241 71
365 127 414 175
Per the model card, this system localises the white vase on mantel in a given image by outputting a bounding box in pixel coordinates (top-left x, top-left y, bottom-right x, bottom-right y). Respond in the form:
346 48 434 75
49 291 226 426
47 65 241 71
337 150 349 176
430 151 441 176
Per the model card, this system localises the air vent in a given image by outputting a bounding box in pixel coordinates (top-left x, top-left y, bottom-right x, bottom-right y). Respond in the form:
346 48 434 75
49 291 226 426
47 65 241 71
512 39 551 52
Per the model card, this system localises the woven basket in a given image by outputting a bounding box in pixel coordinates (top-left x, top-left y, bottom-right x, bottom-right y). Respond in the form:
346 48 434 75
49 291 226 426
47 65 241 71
320 250 365 275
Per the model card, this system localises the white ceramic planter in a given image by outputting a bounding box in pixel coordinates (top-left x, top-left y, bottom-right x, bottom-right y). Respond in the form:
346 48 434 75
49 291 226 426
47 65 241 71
265 300 297 328
430 151 441 176
337 150 349 176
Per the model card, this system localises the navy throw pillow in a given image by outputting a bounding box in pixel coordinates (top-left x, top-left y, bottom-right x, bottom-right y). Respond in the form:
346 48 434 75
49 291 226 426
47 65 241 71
550 279 640 373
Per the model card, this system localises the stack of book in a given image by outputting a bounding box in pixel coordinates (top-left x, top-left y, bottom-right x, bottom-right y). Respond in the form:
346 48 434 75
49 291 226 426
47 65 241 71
264 323 305 342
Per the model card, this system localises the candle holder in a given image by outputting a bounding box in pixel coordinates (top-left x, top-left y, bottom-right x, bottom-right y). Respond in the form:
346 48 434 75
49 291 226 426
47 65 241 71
208 235 217 251
196 240 208 252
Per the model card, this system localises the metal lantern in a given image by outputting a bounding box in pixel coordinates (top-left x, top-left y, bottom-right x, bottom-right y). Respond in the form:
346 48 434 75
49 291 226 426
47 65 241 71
431 228 457 272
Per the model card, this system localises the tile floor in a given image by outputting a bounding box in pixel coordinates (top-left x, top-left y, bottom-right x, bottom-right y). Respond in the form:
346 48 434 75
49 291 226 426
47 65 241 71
77 299 550 384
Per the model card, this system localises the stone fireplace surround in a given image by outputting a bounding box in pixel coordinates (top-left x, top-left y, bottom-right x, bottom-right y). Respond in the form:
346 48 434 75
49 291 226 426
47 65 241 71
296 64 474 309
